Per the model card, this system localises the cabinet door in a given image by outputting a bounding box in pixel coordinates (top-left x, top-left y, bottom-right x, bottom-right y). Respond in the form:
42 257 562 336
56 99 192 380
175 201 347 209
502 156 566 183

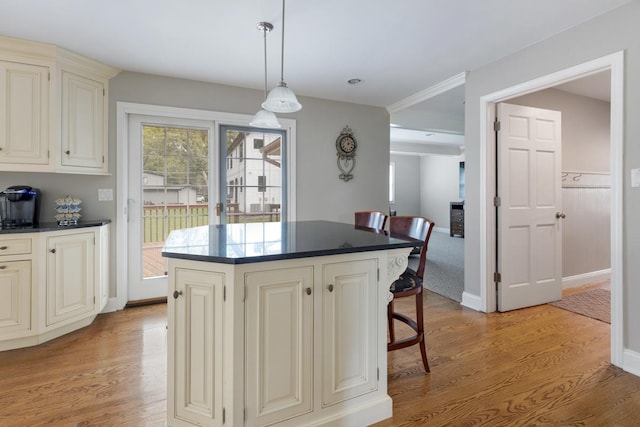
61 71 106 170
0 61 49 166
322 259 378 407
245 267 313 426
171 268 224 427
46 232 95 326
0 260 31 336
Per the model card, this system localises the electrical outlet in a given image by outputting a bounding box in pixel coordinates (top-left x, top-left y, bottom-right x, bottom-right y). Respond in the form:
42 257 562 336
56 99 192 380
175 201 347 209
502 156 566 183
98 188 113 201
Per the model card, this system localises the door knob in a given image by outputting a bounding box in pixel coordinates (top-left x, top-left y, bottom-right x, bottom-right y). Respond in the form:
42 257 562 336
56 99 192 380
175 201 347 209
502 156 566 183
555 212 566 219
173 290 183 299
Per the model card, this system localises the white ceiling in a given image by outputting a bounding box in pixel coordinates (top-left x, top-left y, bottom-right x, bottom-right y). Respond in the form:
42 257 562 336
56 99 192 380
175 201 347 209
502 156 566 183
0 0 627 152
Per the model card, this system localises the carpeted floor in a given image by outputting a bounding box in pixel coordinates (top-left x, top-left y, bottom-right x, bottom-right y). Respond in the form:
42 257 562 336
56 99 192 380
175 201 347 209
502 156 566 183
549 288 611 323
409 230 464 302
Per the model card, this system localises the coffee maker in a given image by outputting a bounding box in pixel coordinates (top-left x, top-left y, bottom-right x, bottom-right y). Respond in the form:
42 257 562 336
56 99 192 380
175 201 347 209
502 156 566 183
0 186 41 227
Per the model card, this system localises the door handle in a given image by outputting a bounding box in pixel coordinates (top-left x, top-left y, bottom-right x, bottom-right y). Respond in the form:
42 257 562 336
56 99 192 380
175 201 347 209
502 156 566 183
215 202 222 217
555 212 566 219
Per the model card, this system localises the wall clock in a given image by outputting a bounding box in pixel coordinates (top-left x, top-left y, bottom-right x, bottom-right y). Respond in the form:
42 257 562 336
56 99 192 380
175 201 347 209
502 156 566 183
336 125 357 181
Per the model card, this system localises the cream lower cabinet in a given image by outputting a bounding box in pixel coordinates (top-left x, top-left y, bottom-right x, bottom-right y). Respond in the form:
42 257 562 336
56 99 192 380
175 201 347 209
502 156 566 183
45 230 95 326
168 253 391 427
0 260 32 338
0 224 109 351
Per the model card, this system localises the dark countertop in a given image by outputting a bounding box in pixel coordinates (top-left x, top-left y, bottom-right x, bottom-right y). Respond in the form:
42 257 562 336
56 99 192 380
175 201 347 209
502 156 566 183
162 220 419 264
0 220 111 234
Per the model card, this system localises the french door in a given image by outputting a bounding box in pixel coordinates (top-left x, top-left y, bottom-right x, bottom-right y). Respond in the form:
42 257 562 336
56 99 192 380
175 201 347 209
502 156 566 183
218 125 287 224
127 115 215 302
126 117 289 302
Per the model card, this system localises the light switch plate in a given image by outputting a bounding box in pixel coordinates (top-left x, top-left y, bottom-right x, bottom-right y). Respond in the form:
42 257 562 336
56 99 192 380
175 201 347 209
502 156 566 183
98 188 113 201
632 169 640 188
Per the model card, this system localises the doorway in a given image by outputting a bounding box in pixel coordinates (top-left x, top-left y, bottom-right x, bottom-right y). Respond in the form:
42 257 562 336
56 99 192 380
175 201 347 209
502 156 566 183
479 51 624 366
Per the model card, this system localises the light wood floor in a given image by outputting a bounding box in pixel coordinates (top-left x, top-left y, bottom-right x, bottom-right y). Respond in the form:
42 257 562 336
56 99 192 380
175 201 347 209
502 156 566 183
1 289 639 426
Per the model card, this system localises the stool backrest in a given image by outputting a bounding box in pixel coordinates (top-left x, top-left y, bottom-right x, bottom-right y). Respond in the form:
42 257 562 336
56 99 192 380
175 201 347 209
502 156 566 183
389 216 435 279
354 210 388 231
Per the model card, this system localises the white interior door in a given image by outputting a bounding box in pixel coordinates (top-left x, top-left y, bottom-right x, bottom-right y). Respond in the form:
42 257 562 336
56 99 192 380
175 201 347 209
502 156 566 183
497 102 563 311
127 114 215 302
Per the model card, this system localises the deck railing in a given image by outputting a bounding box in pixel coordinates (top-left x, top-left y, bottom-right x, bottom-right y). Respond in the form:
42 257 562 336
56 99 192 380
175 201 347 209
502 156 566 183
143 203 281 243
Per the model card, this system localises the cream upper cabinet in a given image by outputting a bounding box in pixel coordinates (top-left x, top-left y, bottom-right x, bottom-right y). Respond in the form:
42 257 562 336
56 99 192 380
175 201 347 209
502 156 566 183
0 36 118 175
0 60 49 168
61 71 106 171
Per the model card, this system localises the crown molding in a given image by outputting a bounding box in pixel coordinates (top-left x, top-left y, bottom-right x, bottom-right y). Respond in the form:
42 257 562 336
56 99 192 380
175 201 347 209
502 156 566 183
386 71 468 113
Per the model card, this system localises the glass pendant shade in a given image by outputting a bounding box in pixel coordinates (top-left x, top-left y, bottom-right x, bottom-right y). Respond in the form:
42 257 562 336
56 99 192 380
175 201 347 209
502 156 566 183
262 81 302 113
250 108 281 128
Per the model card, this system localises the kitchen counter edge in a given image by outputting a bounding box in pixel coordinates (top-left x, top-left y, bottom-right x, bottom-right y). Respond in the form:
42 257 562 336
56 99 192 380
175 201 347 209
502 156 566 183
0 220 111 234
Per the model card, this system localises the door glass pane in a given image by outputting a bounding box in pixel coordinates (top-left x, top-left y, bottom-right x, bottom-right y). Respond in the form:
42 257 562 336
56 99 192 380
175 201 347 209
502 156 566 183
142 125 209 278
221 127 285 224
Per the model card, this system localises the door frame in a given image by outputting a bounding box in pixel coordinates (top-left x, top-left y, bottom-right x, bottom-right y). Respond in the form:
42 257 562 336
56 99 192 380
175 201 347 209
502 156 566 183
478 51 624 366
115 102 297 310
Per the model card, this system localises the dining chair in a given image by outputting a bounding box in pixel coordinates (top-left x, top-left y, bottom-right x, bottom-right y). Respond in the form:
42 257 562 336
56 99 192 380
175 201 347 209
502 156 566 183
387 215 435 373
354 210 388 231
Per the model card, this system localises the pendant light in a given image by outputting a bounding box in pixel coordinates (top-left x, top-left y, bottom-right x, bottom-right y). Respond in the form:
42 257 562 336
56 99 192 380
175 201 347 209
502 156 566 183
261 0 302 113
250 22 281 129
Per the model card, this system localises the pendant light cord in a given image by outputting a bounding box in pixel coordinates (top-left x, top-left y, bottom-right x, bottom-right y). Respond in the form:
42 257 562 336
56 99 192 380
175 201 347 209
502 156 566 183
263 25 268 99
280 0 285 83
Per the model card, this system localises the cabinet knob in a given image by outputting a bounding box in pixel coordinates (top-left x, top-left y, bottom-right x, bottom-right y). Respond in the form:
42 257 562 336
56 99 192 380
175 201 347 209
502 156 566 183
328 284 334 292
173 290 183 299
0 265 6 270
65 150 70 155
0 246 7 250
305 287 312 295
50 248 56 254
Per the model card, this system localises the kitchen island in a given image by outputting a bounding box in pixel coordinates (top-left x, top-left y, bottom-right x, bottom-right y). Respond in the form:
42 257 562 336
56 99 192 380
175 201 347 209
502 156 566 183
162 220 417 427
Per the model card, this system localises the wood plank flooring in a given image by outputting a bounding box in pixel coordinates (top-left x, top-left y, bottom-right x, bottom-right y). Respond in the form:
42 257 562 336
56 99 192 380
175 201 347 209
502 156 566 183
1 289 639 426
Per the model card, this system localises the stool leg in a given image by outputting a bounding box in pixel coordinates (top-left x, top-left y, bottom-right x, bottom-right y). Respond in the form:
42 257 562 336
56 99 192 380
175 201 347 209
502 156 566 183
387 300 395 344
416 290 430 373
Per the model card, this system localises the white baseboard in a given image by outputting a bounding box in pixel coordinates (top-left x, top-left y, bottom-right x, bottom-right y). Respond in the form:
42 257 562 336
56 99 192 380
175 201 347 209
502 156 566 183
562 269 611 289
433 227 449 235
102 297 124 313
623 348 640 378
461 291 482 311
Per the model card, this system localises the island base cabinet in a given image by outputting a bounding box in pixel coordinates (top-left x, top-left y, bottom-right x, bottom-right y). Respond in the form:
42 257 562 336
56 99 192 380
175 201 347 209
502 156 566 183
245 267 314 427
169 268 225 427
322 259 378 408
167 252 397 427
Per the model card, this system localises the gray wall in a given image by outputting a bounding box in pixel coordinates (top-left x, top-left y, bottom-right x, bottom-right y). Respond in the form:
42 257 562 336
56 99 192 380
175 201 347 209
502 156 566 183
419 154 465 231
390 154 421 216
464 2 640 351
109 72 391 225
509 88 611 279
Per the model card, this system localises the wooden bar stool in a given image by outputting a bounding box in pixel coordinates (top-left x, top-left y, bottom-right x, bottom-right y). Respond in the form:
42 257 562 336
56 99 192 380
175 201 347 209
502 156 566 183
387 215 435 373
